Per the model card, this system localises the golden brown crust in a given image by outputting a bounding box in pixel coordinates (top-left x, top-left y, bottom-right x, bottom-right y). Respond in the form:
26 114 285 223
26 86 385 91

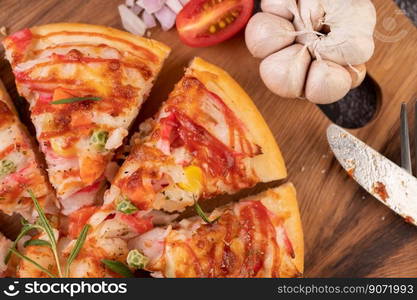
29 23 171 62
187 57 287 182
260 183 304 275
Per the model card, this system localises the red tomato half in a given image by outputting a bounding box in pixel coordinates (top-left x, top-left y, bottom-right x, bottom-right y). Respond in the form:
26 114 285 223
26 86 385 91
176 0 254 47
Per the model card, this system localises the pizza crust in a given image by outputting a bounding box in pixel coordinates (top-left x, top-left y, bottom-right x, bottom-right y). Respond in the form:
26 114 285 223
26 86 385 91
187 57 287 182
29 23 171 63
259 183 304 274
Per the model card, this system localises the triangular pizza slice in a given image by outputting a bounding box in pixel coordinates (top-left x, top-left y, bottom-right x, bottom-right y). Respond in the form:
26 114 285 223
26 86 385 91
131 183 303 278
0 80 58 220
3 23 170 214
105 57 286 213
16 183 303 278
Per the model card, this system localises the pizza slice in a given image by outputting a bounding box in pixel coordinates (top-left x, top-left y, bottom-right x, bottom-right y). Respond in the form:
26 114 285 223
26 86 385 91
17 206 147 278
2 23 170 214
0 232 13 277
131 183 303 278
105 57 287 213
0 80 58 220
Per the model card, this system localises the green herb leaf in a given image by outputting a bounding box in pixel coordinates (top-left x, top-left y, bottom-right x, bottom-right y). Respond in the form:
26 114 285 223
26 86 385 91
116 196 138 214
127 249 148 269
9 248 56 278
64 224 90 277
194 202 219 224
4 218 39 265
28 190 63 277
101 259 134 278
0 160 17 178
51 96 101 105
21 218 29 226
90 130 109 152
24 239 51 248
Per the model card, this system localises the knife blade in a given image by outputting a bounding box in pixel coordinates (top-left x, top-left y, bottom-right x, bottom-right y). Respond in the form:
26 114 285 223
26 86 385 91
327 124 417 226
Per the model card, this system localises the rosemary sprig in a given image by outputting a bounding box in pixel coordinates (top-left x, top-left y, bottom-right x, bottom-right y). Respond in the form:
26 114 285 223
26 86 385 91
4 220 41 264
101 259 134 278
9 248 56 278
194 202 220 224
6 190 90 278
51 96 101 105
23 239 51 248
64 224 90 277
29 190 63 277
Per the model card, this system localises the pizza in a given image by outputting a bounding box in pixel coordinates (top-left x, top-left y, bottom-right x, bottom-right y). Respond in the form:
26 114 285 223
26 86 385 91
2 23 171 214
131 183 303 278
1 21 303 278
105 57 287 213
0 80 58 220
0 232 12 278
17 183 302 278
18 205 149 278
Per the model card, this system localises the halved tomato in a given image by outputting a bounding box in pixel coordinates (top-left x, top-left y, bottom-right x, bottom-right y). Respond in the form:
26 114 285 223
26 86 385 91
176 0 254 47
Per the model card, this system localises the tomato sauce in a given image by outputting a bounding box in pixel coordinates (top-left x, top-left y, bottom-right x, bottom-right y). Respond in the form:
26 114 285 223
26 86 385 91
0 144 15 160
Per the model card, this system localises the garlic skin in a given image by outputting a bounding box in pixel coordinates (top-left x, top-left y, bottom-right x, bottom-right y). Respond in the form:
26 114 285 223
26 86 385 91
260 44 311 98
311 0 376 65
314 26 375 66
297 0 324 32
245 13 296 59
346 64 366 89
305 60 352 104
261 0 298 20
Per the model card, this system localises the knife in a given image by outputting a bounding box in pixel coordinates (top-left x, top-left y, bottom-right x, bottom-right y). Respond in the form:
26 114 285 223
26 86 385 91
327 124 417 226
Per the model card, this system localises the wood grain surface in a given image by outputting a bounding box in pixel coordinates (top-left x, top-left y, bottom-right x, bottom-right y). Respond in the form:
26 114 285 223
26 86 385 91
1 0 417 277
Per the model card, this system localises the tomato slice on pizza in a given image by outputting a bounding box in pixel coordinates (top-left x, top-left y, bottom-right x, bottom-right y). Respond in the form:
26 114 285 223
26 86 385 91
0 80 58 220
105 57 287 213
2 23 170 214
131 183 303 278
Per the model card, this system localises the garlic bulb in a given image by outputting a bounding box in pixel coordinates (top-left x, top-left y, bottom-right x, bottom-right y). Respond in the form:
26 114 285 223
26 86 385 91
309 0 376 65
305 60 352 104
245 13 296 59
292 0 324 51
346 64 366 89
245 0 376 104
297 0 324 32
260 44 311 98
261 0 297 20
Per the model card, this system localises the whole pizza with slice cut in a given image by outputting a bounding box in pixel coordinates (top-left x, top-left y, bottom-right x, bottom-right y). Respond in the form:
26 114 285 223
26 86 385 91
104 57 287 214
2 23 171 215
1 22 304 278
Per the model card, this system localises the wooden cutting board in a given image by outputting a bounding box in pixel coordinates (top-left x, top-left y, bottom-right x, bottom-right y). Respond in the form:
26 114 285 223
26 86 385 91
1 0 416 277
